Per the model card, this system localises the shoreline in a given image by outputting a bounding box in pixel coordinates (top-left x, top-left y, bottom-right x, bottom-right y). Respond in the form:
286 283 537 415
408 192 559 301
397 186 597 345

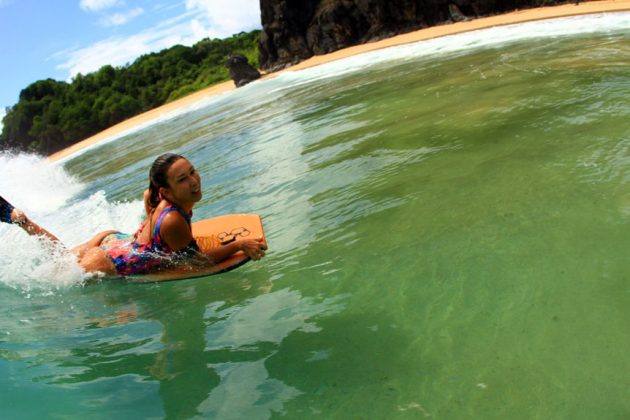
48 0 630 163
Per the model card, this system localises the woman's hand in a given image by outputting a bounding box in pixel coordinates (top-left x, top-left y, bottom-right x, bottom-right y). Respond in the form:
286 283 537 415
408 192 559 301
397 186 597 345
202 237 267 265
238 238 267 260
10 208 28 225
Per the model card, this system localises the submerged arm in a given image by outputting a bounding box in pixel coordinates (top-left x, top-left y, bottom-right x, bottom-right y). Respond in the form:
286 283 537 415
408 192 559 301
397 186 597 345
175 238 266 268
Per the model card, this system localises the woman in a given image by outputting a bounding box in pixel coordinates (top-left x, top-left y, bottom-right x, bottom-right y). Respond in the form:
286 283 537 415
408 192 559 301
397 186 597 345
0 153 267 276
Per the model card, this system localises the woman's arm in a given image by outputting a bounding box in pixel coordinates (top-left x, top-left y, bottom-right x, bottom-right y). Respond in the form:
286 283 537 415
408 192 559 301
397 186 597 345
175 238 266 268
204 238 266 263
10 208 62 243
160 212 267 267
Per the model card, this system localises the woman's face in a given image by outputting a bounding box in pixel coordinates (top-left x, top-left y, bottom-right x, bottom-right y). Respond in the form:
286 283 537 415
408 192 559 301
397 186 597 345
162 158 202 206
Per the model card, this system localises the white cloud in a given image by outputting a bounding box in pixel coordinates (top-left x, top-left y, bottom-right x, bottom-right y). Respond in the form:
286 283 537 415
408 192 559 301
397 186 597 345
184 0 261 36
56 18 214 79
79 0 123 13
98 7 144 27
0 108 6 131
56 1 262 79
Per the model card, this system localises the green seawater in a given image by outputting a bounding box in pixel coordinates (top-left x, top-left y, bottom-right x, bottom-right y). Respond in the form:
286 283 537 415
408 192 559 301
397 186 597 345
1 24 629 419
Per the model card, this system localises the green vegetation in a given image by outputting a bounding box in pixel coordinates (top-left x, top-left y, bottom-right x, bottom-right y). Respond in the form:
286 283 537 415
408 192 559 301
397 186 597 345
0 30 260 155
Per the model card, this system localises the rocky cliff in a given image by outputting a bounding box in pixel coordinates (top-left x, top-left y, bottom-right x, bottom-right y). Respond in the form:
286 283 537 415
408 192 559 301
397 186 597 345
258 0 572 71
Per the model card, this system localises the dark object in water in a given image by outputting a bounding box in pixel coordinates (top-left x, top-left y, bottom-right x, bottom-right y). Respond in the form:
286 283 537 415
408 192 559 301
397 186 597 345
449 4 471 22
226 54 262 88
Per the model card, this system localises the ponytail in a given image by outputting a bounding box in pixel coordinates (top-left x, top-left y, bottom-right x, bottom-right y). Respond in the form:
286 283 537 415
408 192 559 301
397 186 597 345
148 182 161 209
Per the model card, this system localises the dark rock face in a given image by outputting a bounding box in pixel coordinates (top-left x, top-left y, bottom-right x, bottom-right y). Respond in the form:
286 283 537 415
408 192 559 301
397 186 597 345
226 54 262 87
449 4 472 22
259 0 570 71
259 0 320 71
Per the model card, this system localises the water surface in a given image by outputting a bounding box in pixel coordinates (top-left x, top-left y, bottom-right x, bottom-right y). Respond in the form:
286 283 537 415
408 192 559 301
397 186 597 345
1 13 629 419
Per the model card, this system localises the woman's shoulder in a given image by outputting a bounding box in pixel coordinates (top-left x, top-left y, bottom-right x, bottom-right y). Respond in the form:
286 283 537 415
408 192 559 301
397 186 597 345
154 202 190 229
161 207 189 224
154 204 193 251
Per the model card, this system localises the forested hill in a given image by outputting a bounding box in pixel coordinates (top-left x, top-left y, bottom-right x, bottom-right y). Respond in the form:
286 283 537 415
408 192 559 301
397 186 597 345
0 30 260 156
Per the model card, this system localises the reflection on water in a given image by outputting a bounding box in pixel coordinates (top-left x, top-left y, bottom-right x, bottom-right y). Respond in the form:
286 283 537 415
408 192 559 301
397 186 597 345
0 274 345 418
199 289 345 418
1 15 630 419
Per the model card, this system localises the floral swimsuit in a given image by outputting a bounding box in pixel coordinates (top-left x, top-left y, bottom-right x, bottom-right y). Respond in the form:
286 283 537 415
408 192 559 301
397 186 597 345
101 205 192 275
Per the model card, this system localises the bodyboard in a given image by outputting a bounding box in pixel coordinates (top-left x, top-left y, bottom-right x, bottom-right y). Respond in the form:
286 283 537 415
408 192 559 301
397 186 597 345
123 214 265 283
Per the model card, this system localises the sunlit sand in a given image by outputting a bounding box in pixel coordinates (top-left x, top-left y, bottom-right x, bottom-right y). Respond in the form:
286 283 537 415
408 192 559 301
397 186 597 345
48 0 630 162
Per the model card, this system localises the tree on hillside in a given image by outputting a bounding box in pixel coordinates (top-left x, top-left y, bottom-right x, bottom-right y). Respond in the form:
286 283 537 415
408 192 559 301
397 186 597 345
0 30 261 155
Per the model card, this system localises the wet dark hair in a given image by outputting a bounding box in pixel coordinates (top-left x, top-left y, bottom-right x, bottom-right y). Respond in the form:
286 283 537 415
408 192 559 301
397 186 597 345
148 153 185 209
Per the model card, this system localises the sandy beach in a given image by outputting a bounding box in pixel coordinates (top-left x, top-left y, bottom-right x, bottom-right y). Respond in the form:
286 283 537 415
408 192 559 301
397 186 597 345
48 0 630 163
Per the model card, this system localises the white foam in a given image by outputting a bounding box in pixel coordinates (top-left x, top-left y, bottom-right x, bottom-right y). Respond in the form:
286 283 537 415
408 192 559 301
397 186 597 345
0 152 144 291
3 12 627 292
274 12 630 86
56 12 630 163
0 235 86 292
0 152 83 212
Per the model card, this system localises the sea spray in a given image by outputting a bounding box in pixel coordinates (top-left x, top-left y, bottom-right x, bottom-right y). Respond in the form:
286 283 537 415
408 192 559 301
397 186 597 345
272 12 630 91
0 233 85 291
0 152 145 290
0 152 83 212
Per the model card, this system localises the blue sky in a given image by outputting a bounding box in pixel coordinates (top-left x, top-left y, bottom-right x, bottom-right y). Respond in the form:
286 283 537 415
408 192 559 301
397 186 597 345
0 0 261 120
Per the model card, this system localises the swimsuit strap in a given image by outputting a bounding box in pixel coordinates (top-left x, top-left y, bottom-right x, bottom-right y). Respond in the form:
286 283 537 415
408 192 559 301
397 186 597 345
152 205 192 251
